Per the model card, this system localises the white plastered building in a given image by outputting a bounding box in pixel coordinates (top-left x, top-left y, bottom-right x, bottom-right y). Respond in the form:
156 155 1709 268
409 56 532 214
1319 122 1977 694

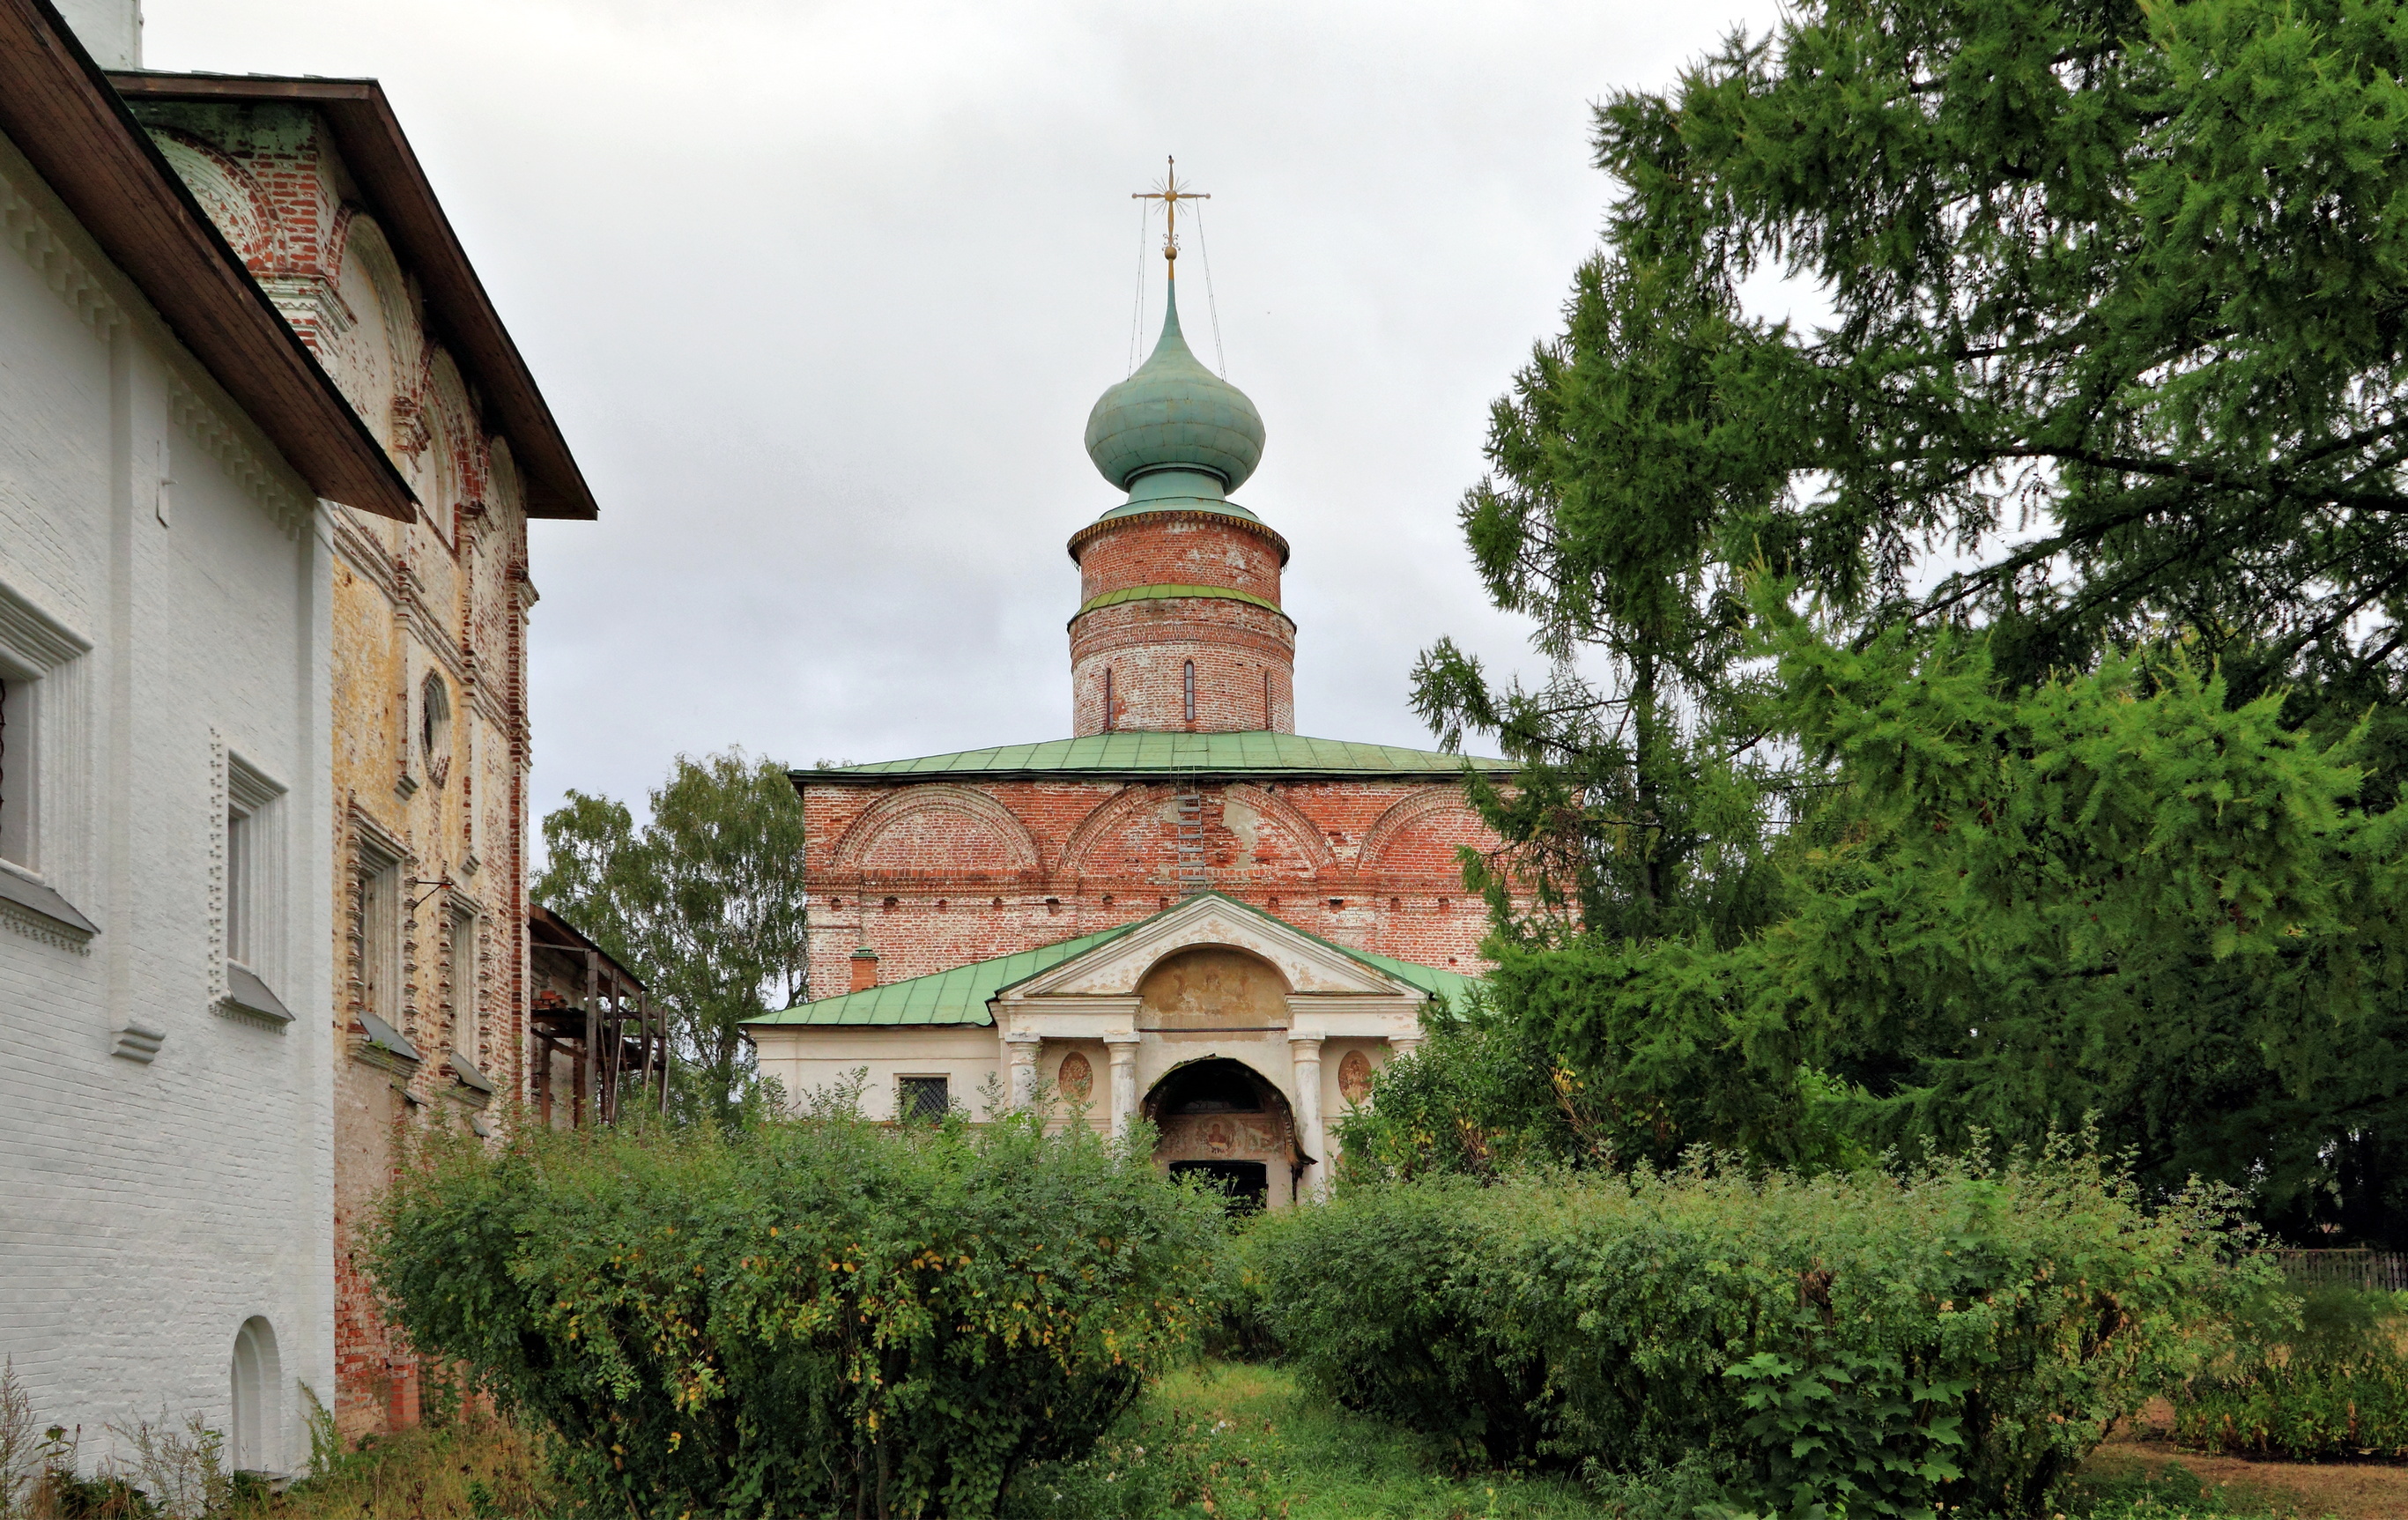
0 0 420 1473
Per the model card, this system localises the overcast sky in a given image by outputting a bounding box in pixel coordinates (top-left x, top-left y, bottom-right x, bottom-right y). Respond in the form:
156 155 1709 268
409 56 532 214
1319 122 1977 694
144 0 1787 829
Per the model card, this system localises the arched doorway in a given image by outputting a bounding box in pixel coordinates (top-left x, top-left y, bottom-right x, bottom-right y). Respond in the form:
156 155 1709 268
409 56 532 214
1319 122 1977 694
1145 1058 1308 1211
230 1316 282 1473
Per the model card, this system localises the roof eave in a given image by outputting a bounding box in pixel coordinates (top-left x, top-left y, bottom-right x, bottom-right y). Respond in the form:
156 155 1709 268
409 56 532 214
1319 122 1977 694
0 0 416 519
107 69 600 522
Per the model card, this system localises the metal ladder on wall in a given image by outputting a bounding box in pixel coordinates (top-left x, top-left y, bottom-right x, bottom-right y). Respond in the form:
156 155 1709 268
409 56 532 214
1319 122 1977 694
1174 779 1208 898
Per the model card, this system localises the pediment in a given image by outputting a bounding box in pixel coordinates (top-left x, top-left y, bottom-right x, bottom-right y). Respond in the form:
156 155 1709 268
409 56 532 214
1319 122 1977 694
1000 893 1414 1002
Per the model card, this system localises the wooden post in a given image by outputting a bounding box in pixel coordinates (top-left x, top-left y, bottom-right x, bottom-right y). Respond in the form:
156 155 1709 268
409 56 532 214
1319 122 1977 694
582 950 599 1129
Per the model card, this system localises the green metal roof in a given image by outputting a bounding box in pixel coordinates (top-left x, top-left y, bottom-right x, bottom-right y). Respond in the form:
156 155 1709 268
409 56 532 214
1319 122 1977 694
797 730 1514 784
1073 583 1288 622
748 921 1145 1027
745 892 1483 1028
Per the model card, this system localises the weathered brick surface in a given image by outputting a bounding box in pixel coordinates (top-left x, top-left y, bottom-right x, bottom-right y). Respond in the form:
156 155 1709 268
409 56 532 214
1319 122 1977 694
1070 597 1295 734
133 100 541 1443
1071 512 1285 604
801 776 1503 998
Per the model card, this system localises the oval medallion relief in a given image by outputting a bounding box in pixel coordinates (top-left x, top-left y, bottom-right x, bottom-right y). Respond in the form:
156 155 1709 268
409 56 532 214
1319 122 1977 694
1056 1050 1093 1101
1338 1049 1374 1105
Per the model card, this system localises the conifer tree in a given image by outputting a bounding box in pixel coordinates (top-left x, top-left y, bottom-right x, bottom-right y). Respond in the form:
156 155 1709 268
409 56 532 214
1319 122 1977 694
1413 0 2408 1236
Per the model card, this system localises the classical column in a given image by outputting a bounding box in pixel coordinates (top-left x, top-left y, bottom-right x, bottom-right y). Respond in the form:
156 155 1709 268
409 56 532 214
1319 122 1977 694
1389 1032 1426 1061
1290 1034 1326 1201
1104 1033 1141 1138
1003 1030 1042 1109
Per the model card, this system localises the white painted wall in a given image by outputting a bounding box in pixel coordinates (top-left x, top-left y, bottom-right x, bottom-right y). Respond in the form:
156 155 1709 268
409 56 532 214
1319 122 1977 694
51 0 140 69
0 125 333 1476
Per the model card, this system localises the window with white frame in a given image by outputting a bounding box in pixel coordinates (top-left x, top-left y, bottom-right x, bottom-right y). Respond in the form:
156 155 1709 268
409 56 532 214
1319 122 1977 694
225 758 285 977
0 669 31 869
0 577 96 938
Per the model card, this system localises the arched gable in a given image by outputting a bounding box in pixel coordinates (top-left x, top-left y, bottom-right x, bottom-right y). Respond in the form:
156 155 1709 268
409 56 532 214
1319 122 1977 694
150 130 277 266
325 211 423 455
1061 782 1330 884
416 350 485 524
830 785 1041 877
1360 787 1500 876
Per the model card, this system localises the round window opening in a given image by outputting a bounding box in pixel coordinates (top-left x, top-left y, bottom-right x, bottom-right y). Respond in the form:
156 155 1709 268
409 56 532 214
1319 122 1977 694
420 672 452 787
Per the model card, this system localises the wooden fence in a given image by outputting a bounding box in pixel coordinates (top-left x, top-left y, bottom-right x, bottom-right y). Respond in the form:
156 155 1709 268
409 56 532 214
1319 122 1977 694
2269 1249 2408 1292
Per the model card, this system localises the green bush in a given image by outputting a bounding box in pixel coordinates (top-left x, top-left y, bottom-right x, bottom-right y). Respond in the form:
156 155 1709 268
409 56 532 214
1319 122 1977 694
368 1098 1226 1520
1250 1145 2265 1519
2173 1284 2408 1457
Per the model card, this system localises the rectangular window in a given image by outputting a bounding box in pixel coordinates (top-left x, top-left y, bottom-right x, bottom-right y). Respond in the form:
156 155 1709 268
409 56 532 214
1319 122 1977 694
226 804 251 967
224 758 285 989
0 672 35 870
898 1075 950 1123
448 906 478 1060
359 859 399 1021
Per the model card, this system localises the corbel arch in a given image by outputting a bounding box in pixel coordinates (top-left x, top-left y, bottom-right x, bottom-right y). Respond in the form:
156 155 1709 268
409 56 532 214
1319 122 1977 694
327 211 424 455
829 785 1041 876
1360 786 1500 871
1219 783 1336 871
148 130 278 266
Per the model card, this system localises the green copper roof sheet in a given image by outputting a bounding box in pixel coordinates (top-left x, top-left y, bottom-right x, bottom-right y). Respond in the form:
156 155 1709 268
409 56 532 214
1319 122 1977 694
799 731 1514 782
1074 583 1287 621
752 922 1145 1027
746 892 1482 1027
1093 497 1263 525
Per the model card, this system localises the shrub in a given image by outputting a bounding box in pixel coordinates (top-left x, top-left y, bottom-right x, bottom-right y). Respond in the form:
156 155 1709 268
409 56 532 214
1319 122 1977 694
368 1097 1225 1520
2172 1284 2408 1457
1251 1143 2264 1519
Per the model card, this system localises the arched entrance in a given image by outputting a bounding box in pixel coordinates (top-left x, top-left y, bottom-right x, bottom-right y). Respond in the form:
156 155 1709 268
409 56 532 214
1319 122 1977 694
1144 1057 1308 1211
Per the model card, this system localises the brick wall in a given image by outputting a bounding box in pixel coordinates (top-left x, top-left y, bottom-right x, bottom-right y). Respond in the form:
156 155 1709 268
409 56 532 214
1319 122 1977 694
133 100 540 1443
1070 597 1295 734
1071 512 1286 605
801 775 1504 999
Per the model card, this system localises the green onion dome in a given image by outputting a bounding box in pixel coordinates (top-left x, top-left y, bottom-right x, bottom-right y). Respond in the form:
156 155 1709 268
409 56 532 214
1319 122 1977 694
1084 279 1264 493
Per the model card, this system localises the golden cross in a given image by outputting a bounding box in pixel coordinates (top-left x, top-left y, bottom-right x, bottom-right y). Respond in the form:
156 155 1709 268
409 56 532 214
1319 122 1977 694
1132 156 1208 268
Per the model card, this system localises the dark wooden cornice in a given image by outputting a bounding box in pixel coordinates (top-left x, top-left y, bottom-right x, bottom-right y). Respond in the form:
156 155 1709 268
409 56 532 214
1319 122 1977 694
109 68 599 522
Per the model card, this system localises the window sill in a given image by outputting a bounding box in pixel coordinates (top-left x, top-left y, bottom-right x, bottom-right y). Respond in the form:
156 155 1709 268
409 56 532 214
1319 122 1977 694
350 1011 422 1076
218 963 293 1030
0 863 99 953
447 1050 496 1096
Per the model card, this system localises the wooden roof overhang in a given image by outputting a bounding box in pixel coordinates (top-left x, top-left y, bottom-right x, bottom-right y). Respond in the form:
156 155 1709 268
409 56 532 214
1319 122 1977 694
108 68 601 522
0 0 416 519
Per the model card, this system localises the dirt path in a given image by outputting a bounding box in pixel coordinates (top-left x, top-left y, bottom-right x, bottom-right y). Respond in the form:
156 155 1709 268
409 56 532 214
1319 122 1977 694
2082 1405 2408 1520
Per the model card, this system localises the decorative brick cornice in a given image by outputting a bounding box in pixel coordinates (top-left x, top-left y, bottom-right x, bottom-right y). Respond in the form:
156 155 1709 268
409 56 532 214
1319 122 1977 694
0 163 125 343
1067 509 1290 567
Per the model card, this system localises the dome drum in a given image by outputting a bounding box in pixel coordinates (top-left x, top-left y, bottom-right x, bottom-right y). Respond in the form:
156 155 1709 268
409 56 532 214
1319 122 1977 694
1076 515 1284 605
1071 597 1295 737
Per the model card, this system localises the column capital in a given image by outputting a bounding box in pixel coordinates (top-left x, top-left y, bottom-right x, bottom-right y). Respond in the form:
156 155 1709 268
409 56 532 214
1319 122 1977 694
1287 1032 1325 1053
1002 1029 1043 1046
1102 1030 1141 1049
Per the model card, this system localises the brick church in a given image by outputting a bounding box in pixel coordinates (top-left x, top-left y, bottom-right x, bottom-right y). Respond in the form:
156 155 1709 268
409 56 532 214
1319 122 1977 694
746 211 1514 1208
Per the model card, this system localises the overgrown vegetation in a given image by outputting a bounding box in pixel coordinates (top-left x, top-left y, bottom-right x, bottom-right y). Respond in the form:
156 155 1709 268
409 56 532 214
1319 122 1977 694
2173 1286 2408 1458
1249 1147 2267 1519
367 1091 1224 1520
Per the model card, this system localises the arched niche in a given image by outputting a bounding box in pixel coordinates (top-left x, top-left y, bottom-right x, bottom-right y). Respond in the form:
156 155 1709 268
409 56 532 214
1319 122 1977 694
1137 945 1289 1030
230 1316 283 1474
1142 1057 1303 1211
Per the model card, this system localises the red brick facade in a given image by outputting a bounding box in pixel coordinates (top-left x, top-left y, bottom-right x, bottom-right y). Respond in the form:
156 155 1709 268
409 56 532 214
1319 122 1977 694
801 776 1500 999
1069 509 1298 736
